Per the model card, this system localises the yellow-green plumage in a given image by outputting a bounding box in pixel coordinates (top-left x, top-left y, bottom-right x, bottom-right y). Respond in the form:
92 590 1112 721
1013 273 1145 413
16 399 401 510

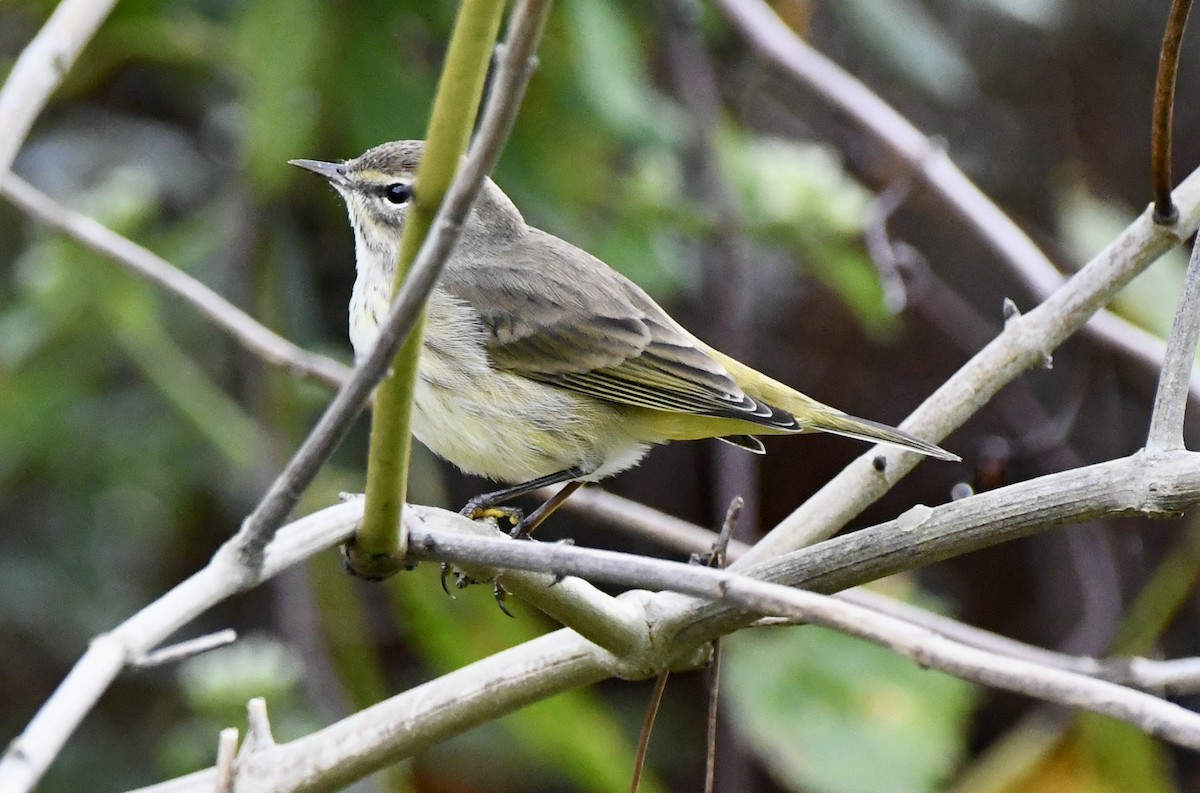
292 140 957 494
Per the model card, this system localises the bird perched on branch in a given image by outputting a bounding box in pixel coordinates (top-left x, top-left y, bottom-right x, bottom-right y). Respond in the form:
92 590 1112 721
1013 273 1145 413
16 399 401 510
292 140 957 535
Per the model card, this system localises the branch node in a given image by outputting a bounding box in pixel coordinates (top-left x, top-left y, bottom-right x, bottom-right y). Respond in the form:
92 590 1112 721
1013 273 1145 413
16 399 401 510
1154 201 1181 226
341 533 407 581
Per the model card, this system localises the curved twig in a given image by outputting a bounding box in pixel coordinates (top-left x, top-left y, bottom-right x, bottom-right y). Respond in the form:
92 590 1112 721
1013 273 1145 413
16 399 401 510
1152 0 1193 224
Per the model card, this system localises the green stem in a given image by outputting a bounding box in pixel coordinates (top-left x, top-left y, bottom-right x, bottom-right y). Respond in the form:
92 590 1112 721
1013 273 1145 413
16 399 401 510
355 0 507 567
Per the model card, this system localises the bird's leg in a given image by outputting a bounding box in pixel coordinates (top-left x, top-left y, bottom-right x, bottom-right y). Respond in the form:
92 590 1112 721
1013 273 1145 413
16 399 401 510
460 466 586 529
455 469 589 614
511 481 583 539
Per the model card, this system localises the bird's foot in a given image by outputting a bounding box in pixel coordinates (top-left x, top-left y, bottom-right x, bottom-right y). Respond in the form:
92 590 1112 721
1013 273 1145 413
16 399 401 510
461 500 524 529
437 564 513 616
460 500 540 539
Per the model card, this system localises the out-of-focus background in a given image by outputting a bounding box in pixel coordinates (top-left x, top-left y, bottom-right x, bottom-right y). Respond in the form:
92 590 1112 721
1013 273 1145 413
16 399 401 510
3 0 1199 791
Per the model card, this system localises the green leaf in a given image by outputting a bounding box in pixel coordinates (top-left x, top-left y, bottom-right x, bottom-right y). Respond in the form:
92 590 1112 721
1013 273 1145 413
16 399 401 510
725 623 976 793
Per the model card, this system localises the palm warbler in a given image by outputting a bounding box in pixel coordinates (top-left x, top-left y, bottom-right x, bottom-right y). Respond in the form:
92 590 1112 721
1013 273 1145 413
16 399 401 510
292 140 957 533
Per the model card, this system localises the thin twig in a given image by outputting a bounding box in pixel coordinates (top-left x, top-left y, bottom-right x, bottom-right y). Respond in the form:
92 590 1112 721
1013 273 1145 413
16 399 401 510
1152 0 1193 224
709 498 742 568
629 671 669 793
703 642 720 793
0 173 351 389
0 0 118 174
547 486 753 560
1148 235 1200 450
130 630 238 669
703 498 741 793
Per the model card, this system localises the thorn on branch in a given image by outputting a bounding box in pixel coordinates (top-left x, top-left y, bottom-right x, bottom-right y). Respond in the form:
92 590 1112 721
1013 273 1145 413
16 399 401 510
214 727 239 793
243 698 276 754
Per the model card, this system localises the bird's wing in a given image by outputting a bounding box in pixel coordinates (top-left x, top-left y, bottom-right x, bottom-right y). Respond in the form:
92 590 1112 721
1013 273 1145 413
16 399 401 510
439 231 798 429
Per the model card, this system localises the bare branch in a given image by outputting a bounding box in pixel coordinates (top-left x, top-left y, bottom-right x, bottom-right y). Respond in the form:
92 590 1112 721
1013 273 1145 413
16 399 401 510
0 173 352 389
835 589 1200 694
0 497 638 793
128 479 1200 792
0 0 117 174
737 159 1200 561
1148 235 1200 450
18 440 1200 793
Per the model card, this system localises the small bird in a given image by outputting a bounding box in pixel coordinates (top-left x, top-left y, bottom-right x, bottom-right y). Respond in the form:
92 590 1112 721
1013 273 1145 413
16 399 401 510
292 140 957 534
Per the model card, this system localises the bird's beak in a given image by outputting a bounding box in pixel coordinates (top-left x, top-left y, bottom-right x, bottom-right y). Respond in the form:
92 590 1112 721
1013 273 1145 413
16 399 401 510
288 158 351 188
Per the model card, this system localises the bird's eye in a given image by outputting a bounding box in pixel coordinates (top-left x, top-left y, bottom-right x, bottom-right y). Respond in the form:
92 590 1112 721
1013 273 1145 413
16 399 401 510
384 182 412 205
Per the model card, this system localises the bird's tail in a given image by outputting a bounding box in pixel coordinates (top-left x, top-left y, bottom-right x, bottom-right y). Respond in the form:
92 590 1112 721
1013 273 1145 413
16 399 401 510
806 410 959 461
703 346 959 461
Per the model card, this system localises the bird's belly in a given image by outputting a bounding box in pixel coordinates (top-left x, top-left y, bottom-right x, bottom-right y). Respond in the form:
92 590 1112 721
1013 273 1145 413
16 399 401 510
412 349 650 484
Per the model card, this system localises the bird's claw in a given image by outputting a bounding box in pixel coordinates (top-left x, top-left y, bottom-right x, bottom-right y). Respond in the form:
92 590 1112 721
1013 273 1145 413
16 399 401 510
439 562 477 595
492 578 514 618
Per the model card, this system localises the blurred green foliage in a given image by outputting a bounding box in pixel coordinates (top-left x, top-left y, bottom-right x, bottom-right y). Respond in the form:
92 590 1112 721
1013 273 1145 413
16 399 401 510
725 592 976 793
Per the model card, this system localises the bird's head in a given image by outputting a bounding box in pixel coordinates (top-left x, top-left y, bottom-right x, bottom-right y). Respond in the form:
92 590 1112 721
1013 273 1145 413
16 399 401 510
290 139 523 278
